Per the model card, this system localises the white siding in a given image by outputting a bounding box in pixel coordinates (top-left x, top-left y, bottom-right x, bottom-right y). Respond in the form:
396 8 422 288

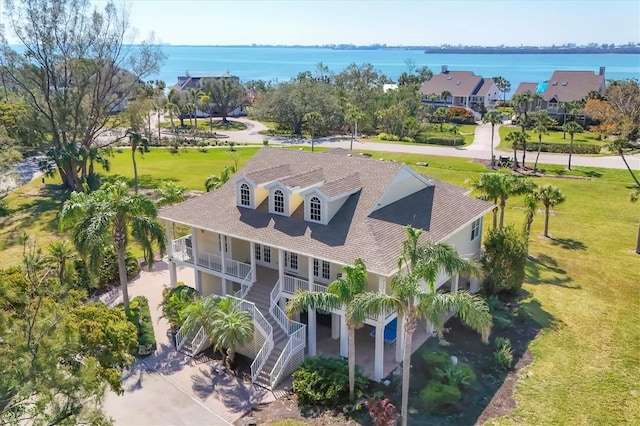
443 218 483 260
201 273 222 297
326 196 349 223
373 168 428 211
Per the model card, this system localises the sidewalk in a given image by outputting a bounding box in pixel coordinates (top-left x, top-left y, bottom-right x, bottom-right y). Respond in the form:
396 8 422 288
101 261 275 425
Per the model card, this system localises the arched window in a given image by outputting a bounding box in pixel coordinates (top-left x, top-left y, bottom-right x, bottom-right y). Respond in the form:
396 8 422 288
310 196 321 221
274 189 285 213
240 183 250 206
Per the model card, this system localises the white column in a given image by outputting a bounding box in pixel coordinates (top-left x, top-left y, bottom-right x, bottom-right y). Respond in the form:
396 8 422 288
219 234 226 275
191 227 199 268
194 270 202 294
308 257 314 292
222 278 227 296
278 249 285 284
339 314 348 357
169 262 177 288
426 320 434 334
451 273 459 293
395 315 404 363
378 276 386 293
308 307 317 356
331 313 340 339
165 221 174 259
470 277 479 293
374 319 384 381
250 241 257 283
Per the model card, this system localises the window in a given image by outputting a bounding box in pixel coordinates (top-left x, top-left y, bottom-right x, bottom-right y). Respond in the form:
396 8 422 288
310 196 321 221
274 189 284 213
313 259 331 280
471 218 481 241
240 183 250 206
285 251 298 270
263 246 271 263
218 235 228 252
255 243 261 261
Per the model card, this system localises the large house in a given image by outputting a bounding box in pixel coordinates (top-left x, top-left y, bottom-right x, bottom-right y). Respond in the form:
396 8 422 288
513 67 607 116
419 65 500 119
171 72 244 117
158 148 493 388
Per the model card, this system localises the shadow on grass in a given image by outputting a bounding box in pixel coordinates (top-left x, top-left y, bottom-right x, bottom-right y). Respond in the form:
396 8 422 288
8 184 70 238
525 255 580 289
549 237 587 251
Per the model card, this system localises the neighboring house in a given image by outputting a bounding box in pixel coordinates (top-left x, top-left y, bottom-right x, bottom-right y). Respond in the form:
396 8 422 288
383 83 399 92
171 71 243 117
159 148 493 388
419 65 500 118
513 67 606 116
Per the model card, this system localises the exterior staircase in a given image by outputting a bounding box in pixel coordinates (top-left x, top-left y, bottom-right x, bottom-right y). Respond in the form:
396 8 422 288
176 323 209 357
242 282 289 389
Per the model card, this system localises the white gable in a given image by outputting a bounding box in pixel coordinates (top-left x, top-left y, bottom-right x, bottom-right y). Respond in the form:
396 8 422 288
371 166 433 212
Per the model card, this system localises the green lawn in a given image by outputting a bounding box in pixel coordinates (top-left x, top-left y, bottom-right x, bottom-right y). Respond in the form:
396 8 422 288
498 125 604 151
159 118 247 131
0 147 638 424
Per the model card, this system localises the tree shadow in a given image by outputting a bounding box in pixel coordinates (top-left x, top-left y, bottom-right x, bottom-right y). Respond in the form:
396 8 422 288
6 184 70 237
525 255 580 289
549 237 587 251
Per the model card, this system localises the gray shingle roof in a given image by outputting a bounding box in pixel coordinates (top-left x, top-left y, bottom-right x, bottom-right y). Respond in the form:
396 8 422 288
419 71 483 97
159 148 493 276
542 70 605 102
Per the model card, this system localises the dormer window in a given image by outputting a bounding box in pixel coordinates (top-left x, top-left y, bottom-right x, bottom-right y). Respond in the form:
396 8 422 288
274 189 285 213
240 183 251 206
310 197 321 221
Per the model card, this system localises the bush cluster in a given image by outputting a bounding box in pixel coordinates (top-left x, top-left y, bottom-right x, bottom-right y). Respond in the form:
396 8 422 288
292 355 367 406
125 296 156 356
448 106 476 124
74 246 140 290
160 283 198 330
481 226 528 296
415 133 465 146
524 142 601 154
493 337 513 371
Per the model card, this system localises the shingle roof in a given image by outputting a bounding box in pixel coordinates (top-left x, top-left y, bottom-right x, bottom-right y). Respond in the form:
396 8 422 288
419 71 483 97
320 173 362 198
514 82 539 96
280 169 324 189
159 148 493 276
474 78 497 96
541 70 605 102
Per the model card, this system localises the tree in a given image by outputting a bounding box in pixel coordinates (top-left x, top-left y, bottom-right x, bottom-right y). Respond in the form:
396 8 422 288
205 165 235 192
0 0 164 192
155 181 187 207
349 227 491 426
128 133 149 194
607 139 640 188
492 77 511 104
440 90 452 106
202 77 245 123
523 193 538 236
498 175 535 228
467 173 502 229
434 107 451 132
304 111 322 152
606 79 640 141
505 131 529 170
345 104 365 151
47 240 75 285
287 259 368 402
481 226 528 295
535 185 565 238
0 244 137 424
59 179 166 313
631 189 640 254
482 110 503 168
335 63 387 133
531 111 557 172
564 121 584 170
208 297 254 367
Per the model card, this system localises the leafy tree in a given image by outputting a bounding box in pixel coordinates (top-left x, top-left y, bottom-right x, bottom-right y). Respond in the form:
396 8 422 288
481 226 528 295
492 76 511 104
606 79 640 141
434 107 451 132
287 259 368 402
0 244 137 424
47 240 75 286
0 0 164 192
398 63 432 86
564 121 584 170
482 110 503 168
505 131 529 170
59 179 166 313
531 111 557 172
335 63 387 133
349 227 491 426
535 185 566 237
205 165 235 192
202 77 245 123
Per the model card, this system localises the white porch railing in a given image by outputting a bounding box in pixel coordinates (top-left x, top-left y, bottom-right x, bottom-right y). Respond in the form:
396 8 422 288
282 275 328 296
269 279 306 388
175 326 186 351
172 236 193 263
171 235 252 281
233 270 253 299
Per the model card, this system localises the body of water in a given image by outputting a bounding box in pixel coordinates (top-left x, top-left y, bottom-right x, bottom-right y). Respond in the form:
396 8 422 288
152 46 640 96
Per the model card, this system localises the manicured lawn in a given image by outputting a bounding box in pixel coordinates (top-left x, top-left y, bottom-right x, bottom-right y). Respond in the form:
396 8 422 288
0 147 638 424
159 118 247 131
497 125 604 151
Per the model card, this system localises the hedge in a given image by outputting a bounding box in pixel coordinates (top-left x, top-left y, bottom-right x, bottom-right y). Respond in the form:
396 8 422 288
524 142 601 154
125 296 157 356
415 132 465 146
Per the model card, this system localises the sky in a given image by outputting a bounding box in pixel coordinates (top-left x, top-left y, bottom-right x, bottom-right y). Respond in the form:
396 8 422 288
114 0 639 46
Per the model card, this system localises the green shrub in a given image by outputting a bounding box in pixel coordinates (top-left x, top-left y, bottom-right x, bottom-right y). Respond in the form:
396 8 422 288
482 226 528 295
125 296 156 356
73 246 140 290
292 355 367 406
415 131 465 146
525 142 601 154
433 363 476 390
263 138 269 146
420 350 452 375
494 337 513 371
378 133 400 141
448 106 476 124
160 283 199 329
401 136 415 143
0 198 9 217
419 382 461 412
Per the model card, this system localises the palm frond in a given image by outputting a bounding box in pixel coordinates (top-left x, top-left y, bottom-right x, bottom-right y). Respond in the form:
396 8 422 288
286 291 341 318
348 291 399 325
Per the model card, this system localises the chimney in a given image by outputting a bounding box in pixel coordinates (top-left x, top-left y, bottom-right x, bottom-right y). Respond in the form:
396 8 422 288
442 65 448 74
599 67 605 76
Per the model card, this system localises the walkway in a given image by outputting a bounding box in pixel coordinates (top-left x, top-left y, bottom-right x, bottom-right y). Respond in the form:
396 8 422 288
101 261 274 425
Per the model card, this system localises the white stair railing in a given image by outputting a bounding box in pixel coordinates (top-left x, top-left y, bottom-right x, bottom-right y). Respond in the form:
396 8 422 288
175 325 187 350
190 326 209 355
233 270 253 299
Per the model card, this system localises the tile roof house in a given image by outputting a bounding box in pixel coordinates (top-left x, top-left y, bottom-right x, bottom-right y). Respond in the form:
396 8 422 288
159 147 493 388
419 65 500 118
514 67 606 115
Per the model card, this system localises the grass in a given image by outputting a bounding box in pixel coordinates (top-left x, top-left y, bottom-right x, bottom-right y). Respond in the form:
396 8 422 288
497 125 604 151
159 118 247 131
1 147 639 424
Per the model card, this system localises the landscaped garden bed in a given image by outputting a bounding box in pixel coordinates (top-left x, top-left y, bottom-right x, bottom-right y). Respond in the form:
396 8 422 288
124 295 157 357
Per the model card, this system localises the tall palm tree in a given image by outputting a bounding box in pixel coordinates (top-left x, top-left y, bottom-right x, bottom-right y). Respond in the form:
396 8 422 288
497 174 535 228
440 90 452 106
47 240 75 285
345 105 365 151
59 179 166 313
467 172 502 229
523 193 538 237
505 131 528 170
349 227 491 426
286 259 368 402
434 107 451 132
129 133 148 194
535 185 565 238
482 110 503 168
304 111 322 152
564 121 584 170
607 139 640 188
205 165 235 192
531 111 557 172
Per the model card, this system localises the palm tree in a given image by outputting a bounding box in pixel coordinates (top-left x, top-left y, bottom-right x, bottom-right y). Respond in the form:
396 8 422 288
345 105 365 151
205 165 235 192
497 174 535 228
631 189 640 254
467 173 502 229
349 227 491 426
304 111 322 152
59 179 166 313
505 131 529 170
47 240 75 285
286 259 368 402
492 76 511 105
523 193 538 237
209 297 254 367
535 185 565 238
482 110 503 168
129 132 149 194
564 121 584 170
531 111 557 172
166 88 180 133
440 90 452 106
434 107 451 132
607 139 640 188
155 181 187 207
